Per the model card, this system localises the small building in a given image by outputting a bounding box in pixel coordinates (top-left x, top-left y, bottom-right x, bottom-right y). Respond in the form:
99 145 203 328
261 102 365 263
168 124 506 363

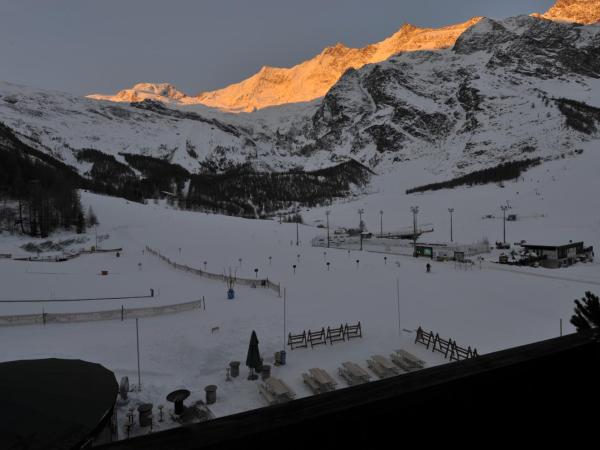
521 242 594 268
416 241 489 260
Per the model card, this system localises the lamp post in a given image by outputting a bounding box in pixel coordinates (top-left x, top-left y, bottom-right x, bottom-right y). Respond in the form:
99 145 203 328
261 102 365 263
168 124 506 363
379 210 383 237
501 205 508 244
448 208 454 243
325 210 331 248
411 206 419 257
358 208 364 232
295 206 300 246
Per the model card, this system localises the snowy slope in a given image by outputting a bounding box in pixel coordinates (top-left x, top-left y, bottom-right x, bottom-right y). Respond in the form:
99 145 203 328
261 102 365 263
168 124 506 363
0 81 317 173
1 139 599 425
3 13 600 188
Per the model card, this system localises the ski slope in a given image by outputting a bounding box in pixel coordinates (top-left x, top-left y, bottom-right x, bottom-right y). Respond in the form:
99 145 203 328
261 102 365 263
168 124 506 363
1 144 599 433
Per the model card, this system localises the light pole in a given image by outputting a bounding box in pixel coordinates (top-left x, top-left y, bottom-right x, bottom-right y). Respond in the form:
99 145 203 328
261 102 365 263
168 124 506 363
358 208 364 232
379 210 383 237
295 206 300 246
501 205 508 244
411 206 419 257
325 210 331 248
448 208 454 243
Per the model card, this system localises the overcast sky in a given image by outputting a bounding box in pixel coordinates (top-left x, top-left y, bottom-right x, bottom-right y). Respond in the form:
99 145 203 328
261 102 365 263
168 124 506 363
0 0 556 96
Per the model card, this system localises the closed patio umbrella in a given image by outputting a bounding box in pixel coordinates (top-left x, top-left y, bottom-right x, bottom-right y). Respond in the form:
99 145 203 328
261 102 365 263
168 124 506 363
246 330 262 380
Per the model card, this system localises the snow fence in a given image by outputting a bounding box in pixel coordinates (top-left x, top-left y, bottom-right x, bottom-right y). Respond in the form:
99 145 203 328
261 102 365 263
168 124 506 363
0 299 203 326
145 246 281 296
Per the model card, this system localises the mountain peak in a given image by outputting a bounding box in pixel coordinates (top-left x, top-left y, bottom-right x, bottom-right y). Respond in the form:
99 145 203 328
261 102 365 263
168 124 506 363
191 16 482 112
536 0 600 24
87 2 599 113
87 82 187 103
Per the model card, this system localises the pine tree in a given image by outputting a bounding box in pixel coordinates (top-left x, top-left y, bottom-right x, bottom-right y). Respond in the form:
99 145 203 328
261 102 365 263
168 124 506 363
87 206 99 226
76 211 86 234
571 292 600 332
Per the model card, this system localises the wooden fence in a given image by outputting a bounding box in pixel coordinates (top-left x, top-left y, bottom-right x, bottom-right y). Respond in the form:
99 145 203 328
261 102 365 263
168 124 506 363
415 326 478 361
288 322 362 350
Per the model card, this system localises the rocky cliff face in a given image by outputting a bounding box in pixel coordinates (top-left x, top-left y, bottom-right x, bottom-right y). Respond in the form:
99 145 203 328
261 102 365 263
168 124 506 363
303 15 600 174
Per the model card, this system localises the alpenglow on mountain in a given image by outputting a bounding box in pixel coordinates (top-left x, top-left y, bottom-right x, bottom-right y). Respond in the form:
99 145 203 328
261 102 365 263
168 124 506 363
3 11 600 175
534 0 600 24
88 17 482 111
3 1 600 217
87 1 600 113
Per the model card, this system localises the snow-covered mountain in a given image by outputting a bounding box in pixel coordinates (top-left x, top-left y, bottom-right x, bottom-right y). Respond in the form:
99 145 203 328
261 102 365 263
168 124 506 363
2 6 600 186
534 0 600 24
302 15 600 175
85 2 600 114
0 81 320 174
87 82 188 104
193 18 482 112
87 17 482 112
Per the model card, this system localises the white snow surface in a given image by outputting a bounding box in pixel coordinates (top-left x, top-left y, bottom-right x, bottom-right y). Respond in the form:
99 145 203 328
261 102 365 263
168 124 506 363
1 142 599 433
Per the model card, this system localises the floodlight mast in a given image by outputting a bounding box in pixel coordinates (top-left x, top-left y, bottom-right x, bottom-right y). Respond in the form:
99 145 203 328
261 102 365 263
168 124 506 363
326 210 331 248
358 208 364 231
295 205 300 246
411 206 419 257
448 208 454 242
500 205 509 243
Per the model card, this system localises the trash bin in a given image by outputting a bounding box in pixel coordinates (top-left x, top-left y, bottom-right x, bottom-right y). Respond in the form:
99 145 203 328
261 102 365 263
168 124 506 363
138 403 153 427
204 385 217 405
227 288 235 299
261 365 271 380
229 361 240 377
279 350 287 365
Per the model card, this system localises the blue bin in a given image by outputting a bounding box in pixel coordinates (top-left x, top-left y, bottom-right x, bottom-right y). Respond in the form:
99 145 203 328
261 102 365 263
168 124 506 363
227 289 235 299
279 350 286 365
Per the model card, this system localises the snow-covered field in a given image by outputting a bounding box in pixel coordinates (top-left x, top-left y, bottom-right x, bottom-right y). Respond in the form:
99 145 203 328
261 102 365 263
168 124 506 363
1 143 599 436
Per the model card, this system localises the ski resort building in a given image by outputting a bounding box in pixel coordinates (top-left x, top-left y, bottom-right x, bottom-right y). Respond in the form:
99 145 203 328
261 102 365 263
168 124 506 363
520 242 594 268
415 241 490 261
